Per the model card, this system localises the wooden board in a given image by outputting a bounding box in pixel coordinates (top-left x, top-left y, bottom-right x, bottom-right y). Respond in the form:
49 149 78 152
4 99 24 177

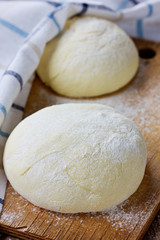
0 38 160 240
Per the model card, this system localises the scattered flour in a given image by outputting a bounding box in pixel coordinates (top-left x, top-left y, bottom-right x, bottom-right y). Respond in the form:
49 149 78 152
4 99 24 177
31 63 160 148
1 59 160 236
0 179 158 237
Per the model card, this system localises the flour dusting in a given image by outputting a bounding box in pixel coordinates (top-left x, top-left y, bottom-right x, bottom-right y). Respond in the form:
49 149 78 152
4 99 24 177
30 66 160 153
2 55 160 236
0 180 158 237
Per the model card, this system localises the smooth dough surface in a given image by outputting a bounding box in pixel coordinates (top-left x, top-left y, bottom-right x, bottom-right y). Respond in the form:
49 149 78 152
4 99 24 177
37 17 139 97
4 104 147 213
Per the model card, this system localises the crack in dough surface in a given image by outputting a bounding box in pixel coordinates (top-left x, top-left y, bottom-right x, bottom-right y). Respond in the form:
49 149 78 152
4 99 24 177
3 104 147 213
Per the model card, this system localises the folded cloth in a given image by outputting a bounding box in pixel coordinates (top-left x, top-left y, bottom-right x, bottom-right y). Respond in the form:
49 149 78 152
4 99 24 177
0 0 160 212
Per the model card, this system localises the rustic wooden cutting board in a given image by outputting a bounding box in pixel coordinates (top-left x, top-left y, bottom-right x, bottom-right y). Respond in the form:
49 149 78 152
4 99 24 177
0 38 160 240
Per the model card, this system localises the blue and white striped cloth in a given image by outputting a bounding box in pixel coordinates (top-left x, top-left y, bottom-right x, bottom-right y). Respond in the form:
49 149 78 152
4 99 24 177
0 0 160 212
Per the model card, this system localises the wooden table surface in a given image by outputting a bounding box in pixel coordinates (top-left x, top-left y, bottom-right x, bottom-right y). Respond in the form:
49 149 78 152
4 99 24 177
0 211 160 240
144 211 160 240
0 38 160 240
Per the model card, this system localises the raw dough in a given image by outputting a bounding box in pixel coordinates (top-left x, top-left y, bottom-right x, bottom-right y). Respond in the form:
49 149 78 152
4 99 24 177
37 17 139 97
3 104 147 213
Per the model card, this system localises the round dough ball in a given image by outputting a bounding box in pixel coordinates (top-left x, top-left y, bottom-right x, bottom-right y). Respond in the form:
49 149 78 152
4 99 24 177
3 104 147 213
37 17 139 97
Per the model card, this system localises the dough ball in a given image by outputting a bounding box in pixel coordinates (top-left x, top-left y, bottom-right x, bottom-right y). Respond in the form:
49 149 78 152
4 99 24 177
3 104 147 213
37 17 139 97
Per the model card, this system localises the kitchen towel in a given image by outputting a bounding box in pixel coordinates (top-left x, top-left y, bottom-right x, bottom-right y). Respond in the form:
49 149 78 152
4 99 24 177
0 0 160 212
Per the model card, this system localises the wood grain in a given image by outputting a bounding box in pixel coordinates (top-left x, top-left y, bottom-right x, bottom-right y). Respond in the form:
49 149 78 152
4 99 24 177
143 210 160 240
0 38 160 240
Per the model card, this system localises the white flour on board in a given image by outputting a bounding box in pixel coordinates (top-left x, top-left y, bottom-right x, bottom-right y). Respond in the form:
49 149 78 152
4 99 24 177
0 184 158 232
1 59 160 235
31 65 160 148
